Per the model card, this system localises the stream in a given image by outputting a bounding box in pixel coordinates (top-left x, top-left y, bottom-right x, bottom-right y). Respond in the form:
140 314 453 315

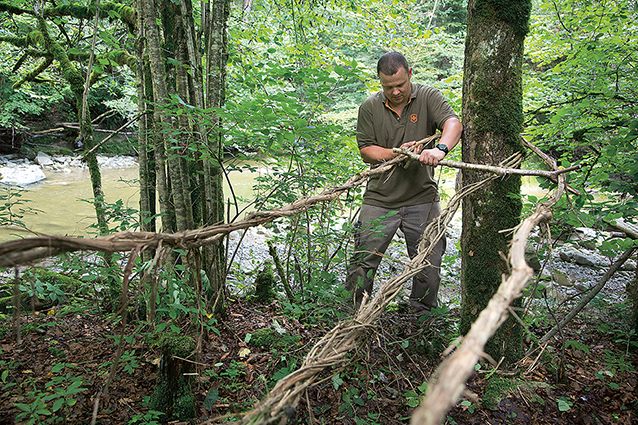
0 159 551 243
0 162 260 242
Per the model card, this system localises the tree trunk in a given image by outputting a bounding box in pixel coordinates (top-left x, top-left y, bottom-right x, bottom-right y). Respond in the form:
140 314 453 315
202 0 230 315
460 0 531 365
631 252 638 338
135 0 158 322
140 0 173 234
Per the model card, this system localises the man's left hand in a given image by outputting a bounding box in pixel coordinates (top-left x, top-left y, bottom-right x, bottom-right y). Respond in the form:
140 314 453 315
419 148 446 167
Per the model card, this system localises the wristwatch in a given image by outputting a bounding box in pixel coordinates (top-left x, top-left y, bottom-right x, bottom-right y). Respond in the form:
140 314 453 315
435 143 449 155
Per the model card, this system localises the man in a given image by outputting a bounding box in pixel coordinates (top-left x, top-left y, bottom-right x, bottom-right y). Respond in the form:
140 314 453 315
345 52 462 313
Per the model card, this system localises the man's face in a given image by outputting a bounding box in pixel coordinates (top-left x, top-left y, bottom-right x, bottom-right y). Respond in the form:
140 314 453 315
379 66 412 109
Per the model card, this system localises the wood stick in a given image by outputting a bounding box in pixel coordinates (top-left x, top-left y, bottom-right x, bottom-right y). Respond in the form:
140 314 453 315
393 147 582 179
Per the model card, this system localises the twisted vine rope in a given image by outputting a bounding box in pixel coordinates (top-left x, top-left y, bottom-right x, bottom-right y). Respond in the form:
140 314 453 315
228 154 524 425
0 136 587 425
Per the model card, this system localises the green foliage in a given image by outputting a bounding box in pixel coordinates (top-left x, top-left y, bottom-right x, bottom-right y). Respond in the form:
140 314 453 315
83 196 141 235
556 396 573 412
404 381 428 408
0 267 84 313
0 71 64 128
338 386 365 416
14 363 87 425
525 0 638 252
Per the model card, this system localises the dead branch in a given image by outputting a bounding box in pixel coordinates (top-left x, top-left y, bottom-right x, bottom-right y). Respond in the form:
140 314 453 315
411 204 552 425
31 127 66 135
82 112 147 158
608 218 638 240
521 136 580 195
394 147 582 180
57 122 137 135
410 150 568 425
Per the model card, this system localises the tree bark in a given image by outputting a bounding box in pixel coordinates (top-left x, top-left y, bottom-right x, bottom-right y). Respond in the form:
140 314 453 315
202 0 230 315
141 0 173 234
460 0 531 365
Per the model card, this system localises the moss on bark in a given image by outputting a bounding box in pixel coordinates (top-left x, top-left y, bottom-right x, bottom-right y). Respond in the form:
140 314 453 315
150 333 197 422
254 263 277 303
460 0 530 365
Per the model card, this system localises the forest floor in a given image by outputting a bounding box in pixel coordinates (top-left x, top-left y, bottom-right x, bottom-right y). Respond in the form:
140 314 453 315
1 293 637 425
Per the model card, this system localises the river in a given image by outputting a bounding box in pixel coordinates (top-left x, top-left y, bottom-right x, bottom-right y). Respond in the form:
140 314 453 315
0 163 551 242
0 163 260 242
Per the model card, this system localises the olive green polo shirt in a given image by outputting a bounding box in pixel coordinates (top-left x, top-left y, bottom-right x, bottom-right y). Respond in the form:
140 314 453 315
356 83 458 208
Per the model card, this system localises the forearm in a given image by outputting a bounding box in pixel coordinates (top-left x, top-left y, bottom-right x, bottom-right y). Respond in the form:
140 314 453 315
437 118 463 152
418 118 463 166
359 145 398 164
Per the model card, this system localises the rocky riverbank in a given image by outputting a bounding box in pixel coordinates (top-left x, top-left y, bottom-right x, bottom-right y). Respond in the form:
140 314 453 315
227 215 636 309
1 151 634 311
0 152 137 186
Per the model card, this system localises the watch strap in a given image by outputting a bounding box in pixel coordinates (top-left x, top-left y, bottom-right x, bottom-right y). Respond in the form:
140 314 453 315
435 143 449 155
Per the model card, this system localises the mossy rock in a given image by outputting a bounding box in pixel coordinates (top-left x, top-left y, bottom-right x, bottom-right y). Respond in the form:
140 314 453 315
26 268 83 292
483 376 551 410
0 268 83 312
248 328 300 349
254 263 277 303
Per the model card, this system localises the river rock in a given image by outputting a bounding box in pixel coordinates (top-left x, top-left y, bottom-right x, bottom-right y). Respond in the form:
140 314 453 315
35 152 54 166
621 259 636 272
558 247 599 267
0 164 46 185
525 245 542 271
552 269 572 287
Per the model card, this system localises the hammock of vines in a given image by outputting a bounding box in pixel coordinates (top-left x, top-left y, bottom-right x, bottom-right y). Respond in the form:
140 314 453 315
1 134 634 425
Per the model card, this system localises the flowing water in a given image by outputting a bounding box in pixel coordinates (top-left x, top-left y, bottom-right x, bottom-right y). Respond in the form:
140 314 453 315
0 164 261 242
0 163 551 243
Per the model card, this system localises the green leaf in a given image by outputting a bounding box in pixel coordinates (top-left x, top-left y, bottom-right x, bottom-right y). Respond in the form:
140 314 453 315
52 398 64 412
407 398 420 407
51 363 66 373
272 319 286 334
15 403 32 412
203 389 219 410
557 398 571 411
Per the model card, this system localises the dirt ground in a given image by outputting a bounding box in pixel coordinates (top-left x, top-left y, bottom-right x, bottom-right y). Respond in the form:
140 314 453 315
1 296 636 425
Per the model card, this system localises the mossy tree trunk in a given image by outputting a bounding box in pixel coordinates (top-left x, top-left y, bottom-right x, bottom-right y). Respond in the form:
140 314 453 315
140 0 175 235
150 333 197 421
135 0 159 322
36 14 124 310
460 0 531 365
138 0 230 316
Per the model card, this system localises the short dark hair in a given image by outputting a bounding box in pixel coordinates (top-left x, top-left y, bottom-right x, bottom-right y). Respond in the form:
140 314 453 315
377 52 410 76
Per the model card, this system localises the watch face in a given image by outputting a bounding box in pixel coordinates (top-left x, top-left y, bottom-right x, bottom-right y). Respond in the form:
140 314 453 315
437 144 448 154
